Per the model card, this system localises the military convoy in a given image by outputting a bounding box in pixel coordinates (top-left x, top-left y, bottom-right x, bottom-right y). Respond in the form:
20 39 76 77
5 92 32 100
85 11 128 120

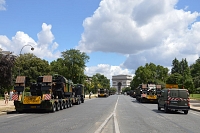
135 84 161 103
157 84 190 114
12 74 85 113
97 88 109 97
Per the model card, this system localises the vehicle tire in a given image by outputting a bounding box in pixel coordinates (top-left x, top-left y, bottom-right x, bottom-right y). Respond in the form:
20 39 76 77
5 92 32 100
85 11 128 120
63 102 67 109
60 102 64 110
158 104 161 111
184 110 188 114
81 100 84 103
51 103 56 112
164 105 169 113
69 101 73 107
56 102 60 111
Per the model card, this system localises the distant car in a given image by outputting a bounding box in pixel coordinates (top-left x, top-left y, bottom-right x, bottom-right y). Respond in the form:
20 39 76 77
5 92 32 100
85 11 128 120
157 88 190 114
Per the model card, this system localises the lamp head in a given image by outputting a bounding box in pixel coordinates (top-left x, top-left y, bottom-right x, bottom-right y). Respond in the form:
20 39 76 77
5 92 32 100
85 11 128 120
31 47 34 51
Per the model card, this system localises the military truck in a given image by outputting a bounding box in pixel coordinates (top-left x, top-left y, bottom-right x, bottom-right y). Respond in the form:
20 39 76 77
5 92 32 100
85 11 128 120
73 84 85 103
135 84 161 103
98 88 109 97
157 86 190 114
12 74 83 113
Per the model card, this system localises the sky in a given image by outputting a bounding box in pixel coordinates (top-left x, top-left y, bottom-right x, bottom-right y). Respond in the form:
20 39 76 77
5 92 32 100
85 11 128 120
0 0 200 81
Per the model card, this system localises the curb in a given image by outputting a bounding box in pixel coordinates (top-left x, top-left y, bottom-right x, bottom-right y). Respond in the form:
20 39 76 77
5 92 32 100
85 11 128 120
190 108 200 112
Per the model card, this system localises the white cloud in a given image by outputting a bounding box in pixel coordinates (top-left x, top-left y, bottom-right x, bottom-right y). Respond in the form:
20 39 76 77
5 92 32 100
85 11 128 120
0 23 60 61
0 0 6 11
84 64 133 81
78 0 200 73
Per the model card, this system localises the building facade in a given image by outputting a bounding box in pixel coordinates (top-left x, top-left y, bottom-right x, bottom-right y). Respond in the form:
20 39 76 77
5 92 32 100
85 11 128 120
112 75 133 94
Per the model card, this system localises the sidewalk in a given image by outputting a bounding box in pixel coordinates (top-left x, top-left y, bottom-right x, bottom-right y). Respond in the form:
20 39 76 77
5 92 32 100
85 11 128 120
0 100 15 115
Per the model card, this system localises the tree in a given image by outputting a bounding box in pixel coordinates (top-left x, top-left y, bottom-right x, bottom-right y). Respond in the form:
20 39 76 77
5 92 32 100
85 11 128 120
14 53 51 84
0 52 15 92
90 73 110 93
171 58 180 74
130 63 169 89
190 57 200 88
60 49 89 84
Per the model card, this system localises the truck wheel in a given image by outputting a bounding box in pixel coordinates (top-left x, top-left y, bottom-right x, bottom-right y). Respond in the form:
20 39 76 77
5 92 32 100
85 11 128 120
51 103 56 112
60 102 64 110
56 102 60 111
69 101 73 107
63 102 67 109
164 105 169 113
183 110 188 114
158 104 161 111
81 99 84 103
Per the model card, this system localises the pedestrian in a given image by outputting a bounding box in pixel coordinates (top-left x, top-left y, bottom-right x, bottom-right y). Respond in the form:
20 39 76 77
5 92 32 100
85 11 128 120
4 91 9 105
89 91 92 99
9 90 13 101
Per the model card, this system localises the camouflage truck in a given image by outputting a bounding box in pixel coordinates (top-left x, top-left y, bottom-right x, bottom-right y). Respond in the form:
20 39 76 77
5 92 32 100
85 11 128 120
12 74 83 113
135 84 162 103
98 88 109 97
157 84 190 114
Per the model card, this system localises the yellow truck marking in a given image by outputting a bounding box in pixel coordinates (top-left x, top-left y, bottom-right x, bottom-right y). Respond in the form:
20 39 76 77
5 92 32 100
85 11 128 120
23 96 41 104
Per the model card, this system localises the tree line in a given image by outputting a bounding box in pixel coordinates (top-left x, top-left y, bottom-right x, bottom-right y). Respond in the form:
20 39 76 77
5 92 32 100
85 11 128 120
130 57 200 94
0 49 111 96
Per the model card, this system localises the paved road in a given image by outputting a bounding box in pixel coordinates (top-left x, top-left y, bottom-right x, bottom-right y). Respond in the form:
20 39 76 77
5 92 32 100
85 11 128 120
0 95 200 133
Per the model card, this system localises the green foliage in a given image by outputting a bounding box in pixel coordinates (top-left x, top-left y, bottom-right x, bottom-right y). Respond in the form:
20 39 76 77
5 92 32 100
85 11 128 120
190 94 200 100
52 49 90 84
0 53 16 91
122 87 131 93
14 53 51 84
130 63 168 89
90 73 110 93
109 87 117 93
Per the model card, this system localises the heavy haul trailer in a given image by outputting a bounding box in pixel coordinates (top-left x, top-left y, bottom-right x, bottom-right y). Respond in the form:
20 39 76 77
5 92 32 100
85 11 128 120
98 88 109 97
135 84 161 103
13 75 82 113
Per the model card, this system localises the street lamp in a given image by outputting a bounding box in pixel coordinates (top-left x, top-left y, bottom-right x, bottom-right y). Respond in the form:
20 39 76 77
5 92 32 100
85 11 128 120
19 44 34 75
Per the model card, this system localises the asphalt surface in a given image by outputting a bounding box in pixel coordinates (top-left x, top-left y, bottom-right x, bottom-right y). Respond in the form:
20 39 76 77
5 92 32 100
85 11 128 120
0 95 200 133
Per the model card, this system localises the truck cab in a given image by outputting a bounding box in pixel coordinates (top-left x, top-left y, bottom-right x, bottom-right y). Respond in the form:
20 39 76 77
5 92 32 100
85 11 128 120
158 88 190 114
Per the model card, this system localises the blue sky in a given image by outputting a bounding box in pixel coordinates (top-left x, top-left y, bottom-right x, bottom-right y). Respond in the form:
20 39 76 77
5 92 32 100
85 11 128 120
0 0 200 81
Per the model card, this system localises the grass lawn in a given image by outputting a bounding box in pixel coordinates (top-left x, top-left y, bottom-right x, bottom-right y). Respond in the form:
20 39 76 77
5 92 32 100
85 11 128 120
190 94 200 100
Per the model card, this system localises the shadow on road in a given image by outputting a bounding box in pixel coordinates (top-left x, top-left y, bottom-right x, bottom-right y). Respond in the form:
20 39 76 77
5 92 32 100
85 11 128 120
152 109 185 115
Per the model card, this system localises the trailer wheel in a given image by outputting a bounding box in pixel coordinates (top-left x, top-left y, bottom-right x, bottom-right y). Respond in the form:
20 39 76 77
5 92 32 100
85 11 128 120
158 104 161 111
63 102 67 109
60 102 64 110
69 101 73 107
164 105 169 113
56 102 60 111
183 110 188 114
51 103 56 112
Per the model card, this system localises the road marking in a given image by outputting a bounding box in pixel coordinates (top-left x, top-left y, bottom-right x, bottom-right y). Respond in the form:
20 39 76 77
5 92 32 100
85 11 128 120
190 111 200 116
113 97 120 133
7 114 24 118
94 96 120 133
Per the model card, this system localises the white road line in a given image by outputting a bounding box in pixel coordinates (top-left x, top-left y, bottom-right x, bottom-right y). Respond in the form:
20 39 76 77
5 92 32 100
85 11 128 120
7 114 24 118
113 97 120 133
94 96 120 133
190 111 200 116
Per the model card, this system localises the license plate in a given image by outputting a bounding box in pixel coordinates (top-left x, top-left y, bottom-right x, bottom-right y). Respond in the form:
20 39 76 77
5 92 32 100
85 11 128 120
31 106 36 108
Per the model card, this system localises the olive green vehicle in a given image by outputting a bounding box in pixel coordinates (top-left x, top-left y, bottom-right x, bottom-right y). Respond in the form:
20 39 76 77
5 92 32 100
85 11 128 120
13 75 83 113
157 88 190 114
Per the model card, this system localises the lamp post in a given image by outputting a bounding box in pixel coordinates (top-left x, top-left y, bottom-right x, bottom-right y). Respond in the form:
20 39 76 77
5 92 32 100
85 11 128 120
19 44 34 75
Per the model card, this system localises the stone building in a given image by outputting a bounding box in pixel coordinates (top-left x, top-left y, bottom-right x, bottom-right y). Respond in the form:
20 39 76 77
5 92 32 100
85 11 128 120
112 75 133 94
